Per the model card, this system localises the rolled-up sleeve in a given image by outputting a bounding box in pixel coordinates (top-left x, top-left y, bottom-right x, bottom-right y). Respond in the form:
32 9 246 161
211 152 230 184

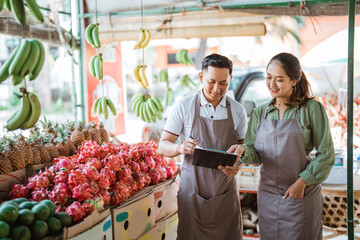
299 101 335 185
241 109 261 165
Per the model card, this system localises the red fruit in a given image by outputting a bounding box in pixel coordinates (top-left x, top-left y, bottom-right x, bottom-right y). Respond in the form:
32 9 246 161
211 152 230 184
55 157 74 171
9 184 29 199
68 169 87 188
100 167 116 184
31 188 50 202
100 142 117 157
101 155 123 171
83 166 100 181
148 168 161 185
50 183 71 205
139 161 148 173
85 158 102 171
164 165 175 179
98 174 111 189
55 204 67 213
130 161 140 173
27 174 50 190
54 169 69 184
66 201 86 223
127 177 138 194
82 201 95 215
42 167 56 184
144 156 155 169
72 183 94 202
110 182 131 206
118 152 131 165
142 172 151 186
156 166 167 182
99 190 111 206
116 165 132 182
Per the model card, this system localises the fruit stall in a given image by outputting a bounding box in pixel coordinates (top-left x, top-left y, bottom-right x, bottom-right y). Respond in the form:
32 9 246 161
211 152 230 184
0 0 359 239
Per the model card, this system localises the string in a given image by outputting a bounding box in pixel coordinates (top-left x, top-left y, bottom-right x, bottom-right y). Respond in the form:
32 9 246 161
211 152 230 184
141 0 144 65
95 0 104 98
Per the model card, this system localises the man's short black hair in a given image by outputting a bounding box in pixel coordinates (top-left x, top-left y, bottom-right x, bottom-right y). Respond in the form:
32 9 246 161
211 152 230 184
201 53 233 75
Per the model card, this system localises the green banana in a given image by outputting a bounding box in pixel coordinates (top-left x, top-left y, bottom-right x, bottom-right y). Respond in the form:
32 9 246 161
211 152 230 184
10 0 25 24
5 92 31 131
106 98 117 116
135 99 144 117
94 54 103 80
0 0 5 11
97 97 103 114
89 55 97 77
29 40 45 80
145 100 156 122
92 24 101 48
20 40 40 77
85 24 96 47
92 98 100 115
147 97 160 118
102 97 108 119
4 0 10 10
0 44 19 82
175 50 182 63
21 92 41 129
151 96 163 113
179 49 187 65
9 39 31 75
132 96 143 113
141 101 150 122
24 0 43 22
12 75 24 85
131 93 144 105
149 97 162 120
184 51 194 65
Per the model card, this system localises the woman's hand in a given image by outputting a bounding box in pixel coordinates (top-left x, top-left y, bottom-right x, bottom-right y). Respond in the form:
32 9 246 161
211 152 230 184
176 138 201 155
218 165 240 177
227 144 245 161
284 177 307 199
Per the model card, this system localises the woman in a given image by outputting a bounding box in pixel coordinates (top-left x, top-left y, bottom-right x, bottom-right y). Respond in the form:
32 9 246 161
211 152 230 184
229 52 335 240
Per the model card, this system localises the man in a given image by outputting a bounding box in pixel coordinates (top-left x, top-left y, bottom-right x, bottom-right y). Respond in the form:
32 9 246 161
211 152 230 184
158 53 247 240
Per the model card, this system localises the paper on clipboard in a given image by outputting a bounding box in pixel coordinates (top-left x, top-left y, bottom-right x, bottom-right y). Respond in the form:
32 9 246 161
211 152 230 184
192 146 238 169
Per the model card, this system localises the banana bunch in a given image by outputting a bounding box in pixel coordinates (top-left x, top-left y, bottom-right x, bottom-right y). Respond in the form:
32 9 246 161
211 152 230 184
180 74 196 89
175 49 194 65
92 97 117 119
158 69 169 87
89 53 103 80
5 90 41 131
165 88 175 108
133 65 149 88
0 38 45 85
133 28 151 50
131 93 163 123
85 23 101 49
4 0 44 23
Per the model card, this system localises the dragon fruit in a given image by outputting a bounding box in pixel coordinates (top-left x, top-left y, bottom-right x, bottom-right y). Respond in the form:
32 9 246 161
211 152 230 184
148 168 161 185
27 174 50 190
9 184 29 199
31 188 50 202
85 158 102 171
54 169 69 184
77 141 101 163
144 156 155 169
110 182 131 206
100 167 116 184
82 201 95 215
127 177 138 194
101 155 123 171
55 204 67 213
66 201 86 223
164 165 175 179
72 183 94 202
55 157 74 171
142 172 151 186
130 161 140 173
139 161 148 173
42 167 56 184
68 169 87 188
116 165 132 182
156 166 167 182
98 174 111 190
50 183 71 205
118 151 131 165
83 166 100 181
99 190 111 206
100 142 117 157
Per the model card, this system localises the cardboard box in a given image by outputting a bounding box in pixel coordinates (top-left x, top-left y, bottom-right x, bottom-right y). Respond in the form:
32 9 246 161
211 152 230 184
0 169 27 200
111 190 155 240
138 212 178 240
152 177 179 222
63 208 111 239
69 214 112 240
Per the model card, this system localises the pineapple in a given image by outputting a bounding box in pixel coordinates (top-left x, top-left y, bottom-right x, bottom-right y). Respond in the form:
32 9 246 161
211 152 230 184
64 121 78 155
81 122 92 141
40 116 58 138
0 142 13 174
14 134 34 166
43 136 60 160
30 130 52 163
27 137 41 165
99 122 109 143
54 126 70 156
3 137 26 171
89 122 102 145
71 122 85 149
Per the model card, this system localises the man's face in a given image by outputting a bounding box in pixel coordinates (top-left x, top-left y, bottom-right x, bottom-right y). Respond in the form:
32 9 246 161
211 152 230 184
199 66 232 105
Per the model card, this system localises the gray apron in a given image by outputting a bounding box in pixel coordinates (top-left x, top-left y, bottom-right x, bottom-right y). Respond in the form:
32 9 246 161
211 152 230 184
254 107 322 240
177 92 243 240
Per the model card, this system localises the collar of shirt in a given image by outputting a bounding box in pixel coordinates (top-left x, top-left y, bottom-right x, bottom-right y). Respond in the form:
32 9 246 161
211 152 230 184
267 98 300 113
200 90 227 108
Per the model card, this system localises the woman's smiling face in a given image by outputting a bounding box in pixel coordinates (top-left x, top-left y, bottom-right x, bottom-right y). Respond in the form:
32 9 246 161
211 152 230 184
266 62 296 101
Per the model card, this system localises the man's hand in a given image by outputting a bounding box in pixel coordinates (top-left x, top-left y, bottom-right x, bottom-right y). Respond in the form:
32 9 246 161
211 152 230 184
176 138 201 155
284 177 307 199
218 165 240 177
227 144 245 161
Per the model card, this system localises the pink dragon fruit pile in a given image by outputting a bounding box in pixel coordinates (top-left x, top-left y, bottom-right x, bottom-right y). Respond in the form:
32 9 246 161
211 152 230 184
9 140 178 223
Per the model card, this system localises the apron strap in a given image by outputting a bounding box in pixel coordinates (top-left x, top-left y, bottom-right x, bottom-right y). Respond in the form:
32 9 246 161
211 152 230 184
295 107 301 121
194 91 201 118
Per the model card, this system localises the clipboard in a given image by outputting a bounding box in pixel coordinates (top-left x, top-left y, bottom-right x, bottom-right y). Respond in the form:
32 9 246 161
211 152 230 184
192 146 238 169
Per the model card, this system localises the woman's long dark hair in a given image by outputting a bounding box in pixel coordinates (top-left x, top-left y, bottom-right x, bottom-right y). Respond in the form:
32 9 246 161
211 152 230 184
267 52 314 106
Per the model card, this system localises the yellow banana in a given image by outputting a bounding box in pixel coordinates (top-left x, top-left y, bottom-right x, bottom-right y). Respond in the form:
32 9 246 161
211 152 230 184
89 55 97 77
133 65 146 88
9 39 31 75
21 92 41 129
102 97 108 119
5 92 31 131
140 29 151 48
10 0 25 24
85 24 96 48
24 0 44 22
20 40 40 77
29 40 45 81
106 98 117 116
92 24 101 48
139 65 149 87
0 44 19 82
133 29 146 50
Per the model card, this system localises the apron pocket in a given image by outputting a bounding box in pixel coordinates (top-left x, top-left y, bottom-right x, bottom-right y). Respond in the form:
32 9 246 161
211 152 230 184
192 189 233 226
278 197 305 239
